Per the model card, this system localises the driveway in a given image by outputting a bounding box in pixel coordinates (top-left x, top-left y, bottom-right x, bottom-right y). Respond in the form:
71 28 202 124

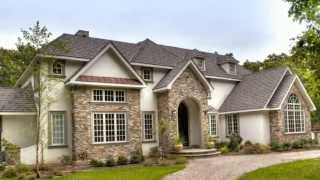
164 150 320 180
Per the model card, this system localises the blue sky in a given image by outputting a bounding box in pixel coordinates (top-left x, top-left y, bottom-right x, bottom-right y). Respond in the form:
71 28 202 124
0 0 305 62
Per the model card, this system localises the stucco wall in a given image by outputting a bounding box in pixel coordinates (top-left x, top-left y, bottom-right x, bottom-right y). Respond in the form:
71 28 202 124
83 50 133 78
208 80 236 109
2 115 36 148
239 112 270 144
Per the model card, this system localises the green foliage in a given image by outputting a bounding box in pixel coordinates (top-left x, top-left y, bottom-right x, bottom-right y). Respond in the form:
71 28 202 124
228 134 243 152
0 165 5 171
16 164 32 174
285 0 320 25
105 156 116 167
130 150 144 164
241 143 271 154
89 159 104 167
117 156 128 165
219 146 229 154
2 167 17 178
2 139 20 165
60 155 72 165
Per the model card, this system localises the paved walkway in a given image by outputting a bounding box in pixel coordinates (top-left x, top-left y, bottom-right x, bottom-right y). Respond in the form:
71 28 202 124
164 150 320 180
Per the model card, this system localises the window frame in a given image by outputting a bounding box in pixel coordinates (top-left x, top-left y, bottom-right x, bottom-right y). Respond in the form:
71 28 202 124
141 67 153 82
284 94 306 134
193 57 206 71
208 113 217 137
225 114 239 136
49 111 67 147
142 111 155 142
92 89 127 103
51 61 65 76
229 63 237 75
92 112 128 144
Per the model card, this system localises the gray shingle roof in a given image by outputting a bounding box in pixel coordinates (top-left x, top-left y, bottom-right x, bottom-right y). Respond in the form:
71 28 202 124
267 74 296 108
43 33 251 80
219 67 289 113
0 86 36 112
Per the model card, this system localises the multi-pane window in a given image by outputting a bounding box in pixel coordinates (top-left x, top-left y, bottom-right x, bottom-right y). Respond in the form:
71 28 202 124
50 112 66 146
143 112 155 141
92 112 127 143
208 114 217 136
284 94 305 133
92 89 126 103
142 68 153 81
225 114 239 136
52 61 64 75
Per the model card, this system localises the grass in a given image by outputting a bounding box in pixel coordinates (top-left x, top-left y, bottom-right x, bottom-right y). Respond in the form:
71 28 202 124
54 164 185 180
239 158 320 180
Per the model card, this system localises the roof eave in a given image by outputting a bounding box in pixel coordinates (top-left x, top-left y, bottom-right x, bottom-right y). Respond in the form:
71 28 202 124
66 81 145 89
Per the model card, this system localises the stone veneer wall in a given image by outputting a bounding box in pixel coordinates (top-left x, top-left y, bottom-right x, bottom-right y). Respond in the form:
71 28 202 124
72 87 141 160
157 68 209 151
270 84 312 143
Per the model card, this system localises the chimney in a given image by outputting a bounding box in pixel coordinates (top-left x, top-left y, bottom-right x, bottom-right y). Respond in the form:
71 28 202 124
75 30 89 37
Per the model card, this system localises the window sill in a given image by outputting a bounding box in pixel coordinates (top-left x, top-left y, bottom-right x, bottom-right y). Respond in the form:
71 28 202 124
48 74 66 79
284 131 306 135
48 144 68 149
143 140 157 143
92 141 129 145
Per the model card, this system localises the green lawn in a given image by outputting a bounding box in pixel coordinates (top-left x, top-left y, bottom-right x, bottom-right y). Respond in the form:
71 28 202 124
239 158 320 180
54 164 185 180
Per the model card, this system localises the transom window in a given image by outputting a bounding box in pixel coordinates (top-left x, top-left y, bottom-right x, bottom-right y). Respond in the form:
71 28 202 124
208 114 217 136
92 112 127 143
142 68 153 81
50 111 66 146
226 114 239 136
284 94 305 133
52 61 64 75
143 112 155 141
193 57 205 71
92 89 126 103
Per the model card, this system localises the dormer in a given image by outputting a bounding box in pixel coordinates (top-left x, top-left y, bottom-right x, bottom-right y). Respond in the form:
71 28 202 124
218 53 238 75
192 57 205 71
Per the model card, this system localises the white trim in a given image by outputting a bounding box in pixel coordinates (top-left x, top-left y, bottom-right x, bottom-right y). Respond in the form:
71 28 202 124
68 43 146 86
264 67 289 108
219 108 279 115
92 89 127 103
131 62 173 69
0 112 36 115
67 81 145 89
277 75 297 109
37 54 90 62
205 76 241 81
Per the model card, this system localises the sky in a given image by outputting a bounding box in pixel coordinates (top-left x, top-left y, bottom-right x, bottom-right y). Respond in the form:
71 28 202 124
0 0 306 62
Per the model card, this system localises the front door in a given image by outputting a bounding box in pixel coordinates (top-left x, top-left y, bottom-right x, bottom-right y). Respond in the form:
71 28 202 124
178 103 189 146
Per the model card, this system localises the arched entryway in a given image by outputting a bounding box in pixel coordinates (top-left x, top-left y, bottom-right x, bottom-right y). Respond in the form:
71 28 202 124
177 98 201 147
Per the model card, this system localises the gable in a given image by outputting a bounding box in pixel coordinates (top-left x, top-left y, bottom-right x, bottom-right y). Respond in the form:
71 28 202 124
82 49 133 79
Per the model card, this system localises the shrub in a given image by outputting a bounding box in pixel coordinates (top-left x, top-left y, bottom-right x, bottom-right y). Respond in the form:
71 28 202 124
215 141 229 149
105 156 116 167
117 156 128 165
16 164 32 174
244 140 252 146
219 146 229 154
282 142 292 151
130 151 144 164
149 146 160 158
228 134 242 152
242 143 271 154
0 165 5 171
270 141 281 151
89 159 104 167
60 155 72 165
292 140 304 149
2 167 17 178
175 157 187 164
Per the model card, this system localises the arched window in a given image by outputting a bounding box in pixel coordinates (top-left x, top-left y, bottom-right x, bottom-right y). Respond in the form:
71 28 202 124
284 94 305 133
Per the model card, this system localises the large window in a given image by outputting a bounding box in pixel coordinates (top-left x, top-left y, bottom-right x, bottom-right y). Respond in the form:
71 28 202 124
143 112 155 141
92 89 126 103
92 112 127 143
50 111 66 146
208 114 217 136
225 114 239 136
284 94 305 133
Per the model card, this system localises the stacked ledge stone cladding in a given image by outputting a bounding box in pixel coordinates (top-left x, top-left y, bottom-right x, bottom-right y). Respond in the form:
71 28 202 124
72 86 141 160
